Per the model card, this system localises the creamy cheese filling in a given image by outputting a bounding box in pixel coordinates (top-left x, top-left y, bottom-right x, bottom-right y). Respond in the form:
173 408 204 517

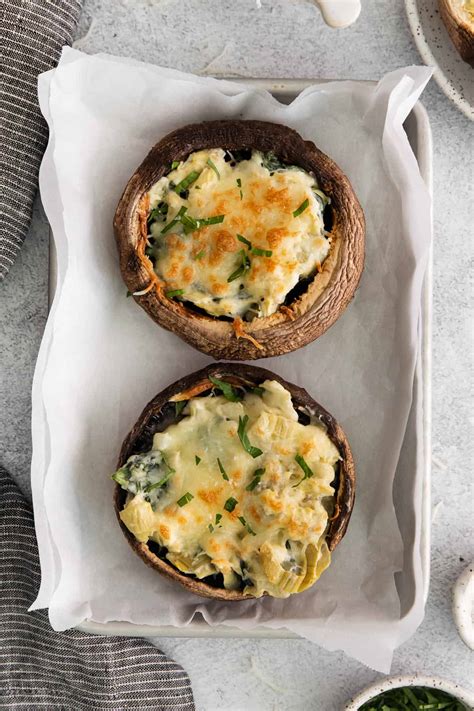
146 149 330 319
114 379 340 598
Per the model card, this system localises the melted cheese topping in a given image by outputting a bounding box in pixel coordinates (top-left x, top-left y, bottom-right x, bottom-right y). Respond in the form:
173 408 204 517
146 149 330 319
117 380 340 598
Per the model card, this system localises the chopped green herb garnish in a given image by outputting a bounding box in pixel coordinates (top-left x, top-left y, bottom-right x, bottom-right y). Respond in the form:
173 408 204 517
236 177 243 199
208 523 214 533
181 214 225 234
251 247 273 257
237 415 263 458
293 198 309 218
215 513 222 525
250 386 265 396
224 497 238 513
148 201 168 225
166 289 185 299
145 468 175 491
175 400 187 417
195 249 205 260
126 290 132 298
246 467 265 491
238 516 256 536
207 158 220 179
209 375 242 402
217 458 229 481
177 492 194 507
237 233 252 249
358 685 468 711
161 206 188 234
195 455 201 465
171 160 180 170
293 453 314 487
227 249 250 283
111 466 130 487
173 171 200 196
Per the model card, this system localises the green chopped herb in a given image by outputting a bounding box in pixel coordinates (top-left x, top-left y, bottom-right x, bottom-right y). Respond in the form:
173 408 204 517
217 458 229 481
293 453 314 487
175 400 187 417
207 158 220 179
148 201 168 225
208 523 214 533
195 455 201 465
250 386 265 396
224 497 238 513
215 513 222 525
237 415 263 458
177 492 194 507
171 160 180 170
145 468 175 491
111 466 130 488
209 375 242 402
173 170 200 196
236 177 243 199
358 685 468 711
227 249 250 283
238 515 256 536
166 289 185 299
293 198 309 218
246 467 265 491
237 233 252 249
182 214 225 234
195 249 205 260
161 206 188 234
126 290 132 298
251 247 273 257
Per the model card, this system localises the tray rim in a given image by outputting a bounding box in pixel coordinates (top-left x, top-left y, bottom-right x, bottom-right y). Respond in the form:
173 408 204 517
48 77 432 639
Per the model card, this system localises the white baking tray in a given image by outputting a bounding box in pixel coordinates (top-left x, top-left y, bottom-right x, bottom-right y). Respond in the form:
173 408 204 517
48 79 433 639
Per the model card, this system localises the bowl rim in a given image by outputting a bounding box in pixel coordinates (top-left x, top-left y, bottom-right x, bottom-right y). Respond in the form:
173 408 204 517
343 673 474 709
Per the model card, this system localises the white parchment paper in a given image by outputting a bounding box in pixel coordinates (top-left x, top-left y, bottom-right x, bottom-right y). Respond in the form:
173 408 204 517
31 48 432 672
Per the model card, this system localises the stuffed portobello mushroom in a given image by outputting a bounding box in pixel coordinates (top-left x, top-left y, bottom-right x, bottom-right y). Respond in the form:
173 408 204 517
112 364 355 600
114 121 365 360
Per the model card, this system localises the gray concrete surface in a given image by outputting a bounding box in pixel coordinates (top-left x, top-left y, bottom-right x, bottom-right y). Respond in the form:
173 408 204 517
1 0 473 709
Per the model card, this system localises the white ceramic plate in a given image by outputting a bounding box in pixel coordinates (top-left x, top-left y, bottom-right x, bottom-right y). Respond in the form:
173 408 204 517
406 0 474 121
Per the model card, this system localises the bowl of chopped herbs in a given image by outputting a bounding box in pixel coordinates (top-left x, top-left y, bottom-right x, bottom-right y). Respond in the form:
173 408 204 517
344 674 474 710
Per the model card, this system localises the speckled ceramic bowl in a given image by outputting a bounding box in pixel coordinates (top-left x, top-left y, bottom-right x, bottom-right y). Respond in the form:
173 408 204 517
343 673 474 710
405 0 474 121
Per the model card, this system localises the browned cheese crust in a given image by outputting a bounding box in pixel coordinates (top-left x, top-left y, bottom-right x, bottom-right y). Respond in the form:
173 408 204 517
113 363 356 600
114 121 365 360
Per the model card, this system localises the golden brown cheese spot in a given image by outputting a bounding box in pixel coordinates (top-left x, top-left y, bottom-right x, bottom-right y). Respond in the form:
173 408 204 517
197 488 222 505
261 490 283 513
159 524 170 540
301 440 315 456
209 279 227 296
181 266 195 284
231 469 242 481
213 229 238 254
265 186 291 211
266 227 288 249
166 262 180 280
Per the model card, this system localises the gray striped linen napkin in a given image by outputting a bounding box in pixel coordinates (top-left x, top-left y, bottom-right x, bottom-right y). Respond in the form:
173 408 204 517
1 0 83 280
0 467 195 710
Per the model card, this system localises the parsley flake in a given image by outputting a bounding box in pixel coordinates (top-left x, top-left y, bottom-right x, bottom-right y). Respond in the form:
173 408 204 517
293 198 309 218
209 375 242 402
237 415 263 458
224 497 238 513
217 458 229 481
177 492 194 507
